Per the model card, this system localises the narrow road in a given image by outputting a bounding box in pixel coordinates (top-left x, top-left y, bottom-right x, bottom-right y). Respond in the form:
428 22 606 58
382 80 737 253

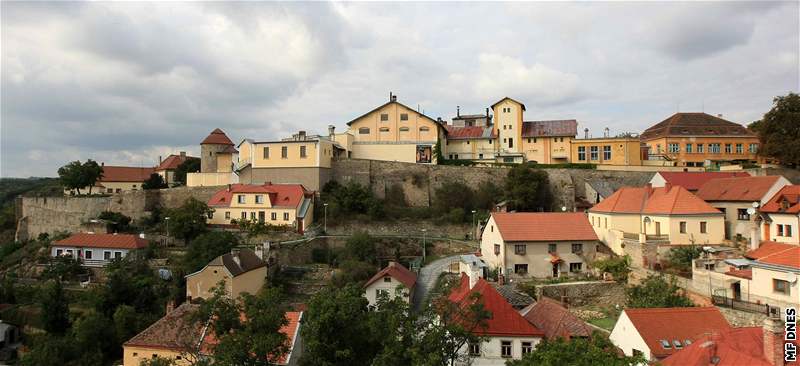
413 254 464 312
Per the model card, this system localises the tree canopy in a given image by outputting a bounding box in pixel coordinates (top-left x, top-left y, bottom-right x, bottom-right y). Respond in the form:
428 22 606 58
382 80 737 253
142 173 168 190
57 160 103 195
504 165 551 211
750 92 800 167
182 231 239 274
173 158 201 186
39 280 70 334
626 274 694 308
164 197 213 243
506 331 646 366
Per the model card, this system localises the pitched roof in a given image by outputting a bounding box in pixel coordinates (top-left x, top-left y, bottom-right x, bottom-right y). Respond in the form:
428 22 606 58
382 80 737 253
444 125 495 140
490 212 598 242
724 268 753 280
208 183 311 209
99 166 156 183
661 327 772 366
696 176 783 202
203 249 266 277
275 311 302 365
521 120 578 137
492 284 534 309
156 154 198 171
589 185 722 215
345 98 445 130
520 297 593 340
745 241 800 270
655 171 750 192
760 185 800 214
364 262 417 289
54 233 149 250
640 112 756 140
201 128 235 145
453 114 489 120
448 274 544 337
622 307 732 359
491 97 526 111
124 303 204 351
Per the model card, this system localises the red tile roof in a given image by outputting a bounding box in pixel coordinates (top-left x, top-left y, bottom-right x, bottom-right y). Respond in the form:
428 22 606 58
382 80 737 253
155 154 198 171
760 185 800 214
99 166 156 183
640 112 756 140
54 233 149 250
519 297 593 340
364 262 417 290
522 120 578 137
745 241 800 270
208 183 311 209
444 125 495 139
661 327 773 366
622 307 732 359
448 274 544 337
124 303 203 351
724 268 753 280
696 176 783 202
275 311 302 365
490 212 598 242
590 185 721 215
655 172 750 192
201 128 234 145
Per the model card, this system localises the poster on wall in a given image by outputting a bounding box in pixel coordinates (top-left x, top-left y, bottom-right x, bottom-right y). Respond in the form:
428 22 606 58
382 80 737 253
416 145 432 164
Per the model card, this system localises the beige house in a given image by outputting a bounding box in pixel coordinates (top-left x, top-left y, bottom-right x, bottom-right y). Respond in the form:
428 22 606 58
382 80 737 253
185 248 267 301
206 183 314 234
570 136 644 166
155 152 198 186
480 212 599 278
759 185 800 245
187 128 239 187
65 164 155 195
588 183 725 256
444 125 496 161
490 97 577 164
363 262 417 307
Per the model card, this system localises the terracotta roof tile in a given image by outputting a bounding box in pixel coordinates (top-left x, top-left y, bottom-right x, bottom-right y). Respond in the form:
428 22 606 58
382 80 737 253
156 154 199 171
640 112 756 140
622 307 732 358
364 262 417 290
521 120 577 137
99 166 156 183
490 212 598 242
656 171 751 192
55 233 149 250
760 185 800 214
124 303 203 350
696 176 782 202
201 128 234 145
661 327 776 366
520 298 593 340
208 183 311 209
590 185 722 215
746 241 800 270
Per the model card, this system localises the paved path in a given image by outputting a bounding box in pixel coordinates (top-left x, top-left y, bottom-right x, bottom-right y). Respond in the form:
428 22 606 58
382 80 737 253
413 254 464 312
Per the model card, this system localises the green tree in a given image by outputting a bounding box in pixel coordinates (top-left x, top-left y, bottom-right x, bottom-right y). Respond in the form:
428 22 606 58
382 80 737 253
322 181 384 219
343 230 377 263
19 334 76 366
591 256 631 282
506 331 646 366
750 92 800 166
96 257 169 316
164 197 213 243
475 180 503 211
182 231 239 274
666 245 702 272
58 159 104 195
40 280 71 334
173 158 201 186
504 165 551 211
98 211 133 232
433 180 475 221
142 173 168 190
331 260 377 288
626 275 694 308
72 311 118 364
113 304 139 345
42 255 86 281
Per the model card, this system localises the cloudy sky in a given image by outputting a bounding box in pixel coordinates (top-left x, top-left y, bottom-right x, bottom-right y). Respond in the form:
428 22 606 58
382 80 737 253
2 1 797 177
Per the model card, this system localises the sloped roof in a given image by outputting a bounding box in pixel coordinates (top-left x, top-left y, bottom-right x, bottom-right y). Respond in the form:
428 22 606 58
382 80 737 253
661 327 772 366
364 262 417 290
124 303 204 350
589 185 722 215
201 128 235 145
491 97 526 111
206 249 266 277
55 233 149 250
724 268 753 280
522 120 578 137
760 185 800 214
520 297 593 340
208 183 311 209
640 113 756 140
448 274 544 337
490 212 598 242
745 241 800 270
444 126 495 140
622 307 732 359
453 114 489 120
156 154 198 171
99 166 156 183
345 99 445 131
696 176 783 202
492 284 534 309
655 171 751 192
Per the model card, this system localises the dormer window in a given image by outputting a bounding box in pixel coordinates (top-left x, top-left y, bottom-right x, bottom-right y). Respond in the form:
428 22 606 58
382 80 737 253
660 340 672 349
383 277 391 283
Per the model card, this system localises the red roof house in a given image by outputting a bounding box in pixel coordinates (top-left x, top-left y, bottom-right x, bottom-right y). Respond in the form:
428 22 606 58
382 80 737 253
364 262 417 291
99 166 156 183
201 128 235 146
519 297 593 340
590 184 722 215
156 153 198 172
54 233 149 250
650 171 750 192
488 212 598 242
761 185 800 214
364 262 417 306
696 176 788 204
208 183 312 209
746 241 800 270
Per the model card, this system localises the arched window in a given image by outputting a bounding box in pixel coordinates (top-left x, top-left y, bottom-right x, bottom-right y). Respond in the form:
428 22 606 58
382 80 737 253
379 127 390 132
419 126 430 132
358 127 370 134
399 127 410 132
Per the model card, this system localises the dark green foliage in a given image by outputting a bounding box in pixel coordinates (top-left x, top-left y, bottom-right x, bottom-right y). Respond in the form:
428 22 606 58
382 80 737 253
666 245 702 272
343 230 377 263
142 173 168 190
591 256 631 282
434 138 445 164
750 93 800 166
433 181 474 223
19 334 75 366
97 211 133 233
331 260 377 288
182 231 239 274
57 159 103 195
626 275 694 308
506 331 646 366
173 157 201 186
321 180 384 220
505 165 551 211
72 311 117 365
95 257 170 316
39 280 70 334
164 197 213 243
384 184 407 207
474 180 503 210
41 256 87 281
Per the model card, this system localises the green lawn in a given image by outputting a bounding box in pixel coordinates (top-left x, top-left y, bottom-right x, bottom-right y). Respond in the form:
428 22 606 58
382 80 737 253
587 316 617 331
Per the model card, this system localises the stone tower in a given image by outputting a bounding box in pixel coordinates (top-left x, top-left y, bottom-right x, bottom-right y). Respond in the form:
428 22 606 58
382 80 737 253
200 128 234 173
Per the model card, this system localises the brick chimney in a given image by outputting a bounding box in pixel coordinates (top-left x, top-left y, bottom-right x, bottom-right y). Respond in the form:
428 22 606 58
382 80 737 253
664 182 673 192
328 125 335 139
231 248 241 267
763 316 785 366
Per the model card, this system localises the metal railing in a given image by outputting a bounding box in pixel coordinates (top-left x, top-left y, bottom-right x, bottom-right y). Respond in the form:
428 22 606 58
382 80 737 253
711 295 770 315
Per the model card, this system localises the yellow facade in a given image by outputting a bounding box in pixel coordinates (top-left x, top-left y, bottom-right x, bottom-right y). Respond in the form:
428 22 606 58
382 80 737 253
521 136 572 163
644 136 760 167
207 191 313 232
588 212 725 255
491 98 524 157
571 138 643 166
186 172 236 187
445 139 495 161
185 262 267 301
239 138 335 170
123 346 192 366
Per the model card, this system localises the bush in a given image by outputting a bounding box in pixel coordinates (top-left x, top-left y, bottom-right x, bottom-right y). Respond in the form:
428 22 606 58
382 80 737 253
331 260 377 287
626 275 694 308
666 245 702 272
591 256 631 282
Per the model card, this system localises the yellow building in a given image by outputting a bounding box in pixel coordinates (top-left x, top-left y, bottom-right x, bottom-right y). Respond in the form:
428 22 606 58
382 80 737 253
185 248 267 301
187 128 239 187
206 183 314 234
155 152 198 186
342 93 447 164
65 164 156 195
570 137 644 166
444 126 496 161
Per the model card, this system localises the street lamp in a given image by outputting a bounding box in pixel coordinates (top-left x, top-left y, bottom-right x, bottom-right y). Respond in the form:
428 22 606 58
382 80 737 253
421 228 427 263
471 210 477 240
323 203 329 234
164 217 170 239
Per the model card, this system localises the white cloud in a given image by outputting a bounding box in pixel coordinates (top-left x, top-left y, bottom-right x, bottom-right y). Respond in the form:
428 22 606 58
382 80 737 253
473 54 583 107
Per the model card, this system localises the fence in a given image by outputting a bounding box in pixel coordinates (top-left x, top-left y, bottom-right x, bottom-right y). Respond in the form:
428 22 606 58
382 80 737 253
712 295 770 315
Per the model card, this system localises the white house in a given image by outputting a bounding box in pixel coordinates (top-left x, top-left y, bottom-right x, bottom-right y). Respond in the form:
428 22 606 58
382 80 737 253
609 307 731 362
363 262 417 307
759 185 800 245
51 233 148 267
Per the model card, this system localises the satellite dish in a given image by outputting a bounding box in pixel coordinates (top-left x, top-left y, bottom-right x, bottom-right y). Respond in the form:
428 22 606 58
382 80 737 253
752 201 760 208
747 207 756 215
561 206 567 212
788 274 798 284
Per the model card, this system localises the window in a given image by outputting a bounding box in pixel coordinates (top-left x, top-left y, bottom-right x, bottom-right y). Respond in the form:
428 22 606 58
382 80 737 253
255 195 264 204
571 243 583 254
380 113 388 121
700 221 707 233
503 125 507 130
736 144 743 154
400 113 408 121
399 127 409 132
271 212 277 221
709 143 721 153
680 221 687 233
787 225 793 237
241 212 247 220
668 143 680 153
501 341 512 358
548 244 557 253
577 146 586 161
778 224 784 236
263 147 269 159
250 212 256 220
660 340 672 349
494 244 501 255
238 195 246 204
737 209 750 221
379 127 389 132
56 249 63 256
281 146 288 158
521 342 532 355
283 212 290 220
469 342 480 356
774 279 790 294
300 146 307 158
258 211 265 223
116 188 122 193
419 126 430 132
508 138 513 148
604 218 608 228
107 188 113 193
514 244 526 255
104 251 111 260
114 251 122 259
603 145 611 160
376 289 389 299
685 143 693 153
514 264 528 274
590 146 599 160
359 127 370 134
225 211 230 219
384 276 392 283
569 263 582 272
749 143 758 153
697 144 704 153
724 144 732 154
479 153 483 159
85 250 92 259
633 349 643 357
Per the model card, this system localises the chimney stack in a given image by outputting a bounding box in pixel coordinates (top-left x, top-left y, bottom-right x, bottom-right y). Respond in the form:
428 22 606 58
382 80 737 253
457 106 460 117
159 156 162 164
762 316 785 366
664 182 672 192
101 162 105 167
298 131 306 141
231 248 241 267
180 151 186 158
328 125 335 139
486 107 490 121
584 128 589 139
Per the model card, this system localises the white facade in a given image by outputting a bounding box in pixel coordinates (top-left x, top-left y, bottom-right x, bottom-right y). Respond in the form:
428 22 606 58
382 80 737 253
364 276 411 307
50 245 132 267
457 336 542 366
766 213 799 244
609 311 652 360
750 265 800 310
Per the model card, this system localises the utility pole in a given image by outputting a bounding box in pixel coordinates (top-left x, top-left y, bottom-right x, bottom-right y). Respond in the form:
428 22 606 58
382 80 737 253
472 210 477 240
323 203 329 234
421 228 427 263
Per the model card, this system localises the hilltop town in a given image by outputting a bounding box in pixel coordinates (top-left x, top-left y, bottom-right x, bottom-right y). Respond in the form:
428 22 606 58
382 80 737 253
0 92 798 366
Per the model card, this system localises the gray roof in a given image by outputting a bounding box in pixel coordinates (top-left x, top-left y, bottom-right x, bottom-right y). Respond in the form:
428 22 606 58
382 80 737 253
492 284 534 309
208 249 266 277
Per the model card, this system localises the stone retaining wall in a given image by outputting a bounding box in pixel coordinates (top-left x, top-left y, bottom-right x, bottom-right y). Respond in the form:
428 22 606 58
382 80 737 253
535 280 625 307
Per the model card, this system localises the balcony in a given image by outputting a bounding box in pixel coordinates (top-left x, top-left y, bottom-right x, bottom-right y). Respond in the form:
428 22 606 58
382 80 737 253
621 232 670 243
